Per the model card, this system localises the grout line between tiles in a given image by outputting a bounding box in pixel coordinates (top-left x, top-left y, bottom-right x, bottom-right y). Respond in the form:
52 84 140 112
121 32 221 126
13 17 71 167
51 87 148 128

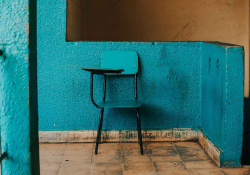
218 169 226 175
121 143 125 175
57 143 67 175
145 143 158 175
173 142 192 175
90 130 95 175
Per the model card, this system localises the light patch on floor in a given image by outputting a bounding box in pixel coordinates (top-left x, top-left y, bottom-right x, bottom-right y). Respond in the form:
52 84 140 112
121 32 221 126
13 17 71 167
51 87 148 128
39 142 250 175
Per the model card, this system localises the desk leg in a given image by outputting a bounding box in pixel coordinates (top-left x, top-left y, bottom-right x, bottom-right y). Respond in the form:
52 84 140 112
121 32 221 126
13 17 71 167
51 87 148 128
136 108 143 155
95 108 104 154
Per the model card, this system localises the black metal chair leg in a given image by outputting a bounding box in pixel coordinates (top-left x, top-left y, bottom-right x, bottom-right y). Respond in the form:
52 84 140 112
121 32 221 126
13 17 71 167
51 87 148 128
99 110 104 144
95 108 104 154
136 113 140 145
136 108 143 155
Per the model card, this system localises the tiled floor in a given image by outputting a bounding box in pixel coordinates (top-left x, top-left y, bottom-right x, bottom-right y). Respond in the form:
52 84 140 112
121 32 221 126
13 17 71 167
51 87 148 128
40 142 250 175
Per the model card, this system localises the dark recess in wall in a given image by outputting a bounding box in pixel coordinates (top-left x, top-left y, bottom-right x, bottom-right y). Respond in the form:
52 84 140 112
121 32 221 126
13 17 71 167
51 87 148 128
242 98 250 165
29 0 40 173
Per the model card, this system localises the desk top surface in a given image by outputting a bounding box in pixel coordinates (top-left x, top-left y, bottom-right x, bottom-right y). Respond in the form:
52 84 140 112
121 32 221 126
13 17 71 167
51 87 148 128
82 68 124 74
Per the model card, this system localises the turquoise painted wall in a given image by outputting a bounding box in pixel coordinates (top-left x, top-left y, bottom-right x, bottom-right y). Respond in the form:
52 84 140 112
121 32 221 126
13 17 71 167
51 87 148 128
37 0 244 167
201 43 225 147
37 0 201 131
201 42 244 166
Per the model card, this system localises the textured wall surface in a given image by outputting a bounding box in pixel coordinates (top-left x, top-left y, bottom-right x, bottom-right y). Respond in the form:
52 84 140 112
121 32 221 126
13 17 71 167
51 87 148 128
38 0 201 131
201 43 226 147
0 0 32 174
37 0 244 167
201 42 244 166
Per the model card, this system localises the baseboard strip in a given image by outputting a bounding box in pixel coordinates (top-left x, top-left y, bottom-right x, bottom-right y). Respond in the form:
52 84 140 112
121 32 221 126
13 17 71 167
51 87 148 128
198 130 222 167
39 128 197 143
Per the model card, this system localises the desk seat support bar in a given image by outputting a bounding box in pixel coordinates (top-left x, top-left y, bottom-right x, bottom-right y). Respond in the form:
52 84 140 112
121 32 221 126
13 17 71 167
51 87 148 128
92 73 106 154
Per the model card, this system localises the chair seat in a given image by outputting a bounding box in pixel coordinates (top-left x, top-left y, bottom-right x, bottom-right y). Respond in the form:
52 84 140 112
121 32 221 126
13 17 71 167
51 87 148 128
99 100 141 108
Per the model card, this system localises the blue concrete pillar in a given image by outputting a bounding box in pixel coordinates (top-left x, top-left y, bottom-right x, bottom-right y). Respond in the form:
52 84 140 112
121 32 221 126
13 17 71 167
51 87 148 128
0 0 39 174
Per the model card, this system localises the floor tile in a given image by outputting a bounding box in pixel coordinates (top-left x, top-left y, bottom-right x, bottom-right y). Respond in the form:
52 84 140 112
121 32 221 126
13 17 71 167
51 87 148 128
58 162 91 173
190 169 223 175
40 155 63 164
40 143 67 150
184 160 218 170
154 162 186 171
147 142 175 149
121 143 141 150
179 153 210 161
92 163 123 174
66 143 94 149
40 163 61 171
92 170 123 175
149 148 178 157
124 162 155 172
92 154 122 163
62 155 92 164
92 163 122 171
220 167 250 175
40 171 58 175
94 143 121 150
174 142 206 159
58 169 91 175
173 141 200 148
151 154 182 162
124 155 151 163
59 162 91 174
123 149 148 156
123 171 156 175
95 147 121 155
64 149 92 156
174 142 201 148
66 143 93 150
157 170 190 175
175 146 206 155
175 148 195 155
40 149 65 156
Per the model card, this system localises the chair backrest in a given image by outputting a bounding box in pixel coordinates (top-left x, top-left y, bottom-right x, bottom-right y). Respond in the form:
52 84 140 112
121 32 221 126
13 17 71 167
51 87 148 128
101 51 138 75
